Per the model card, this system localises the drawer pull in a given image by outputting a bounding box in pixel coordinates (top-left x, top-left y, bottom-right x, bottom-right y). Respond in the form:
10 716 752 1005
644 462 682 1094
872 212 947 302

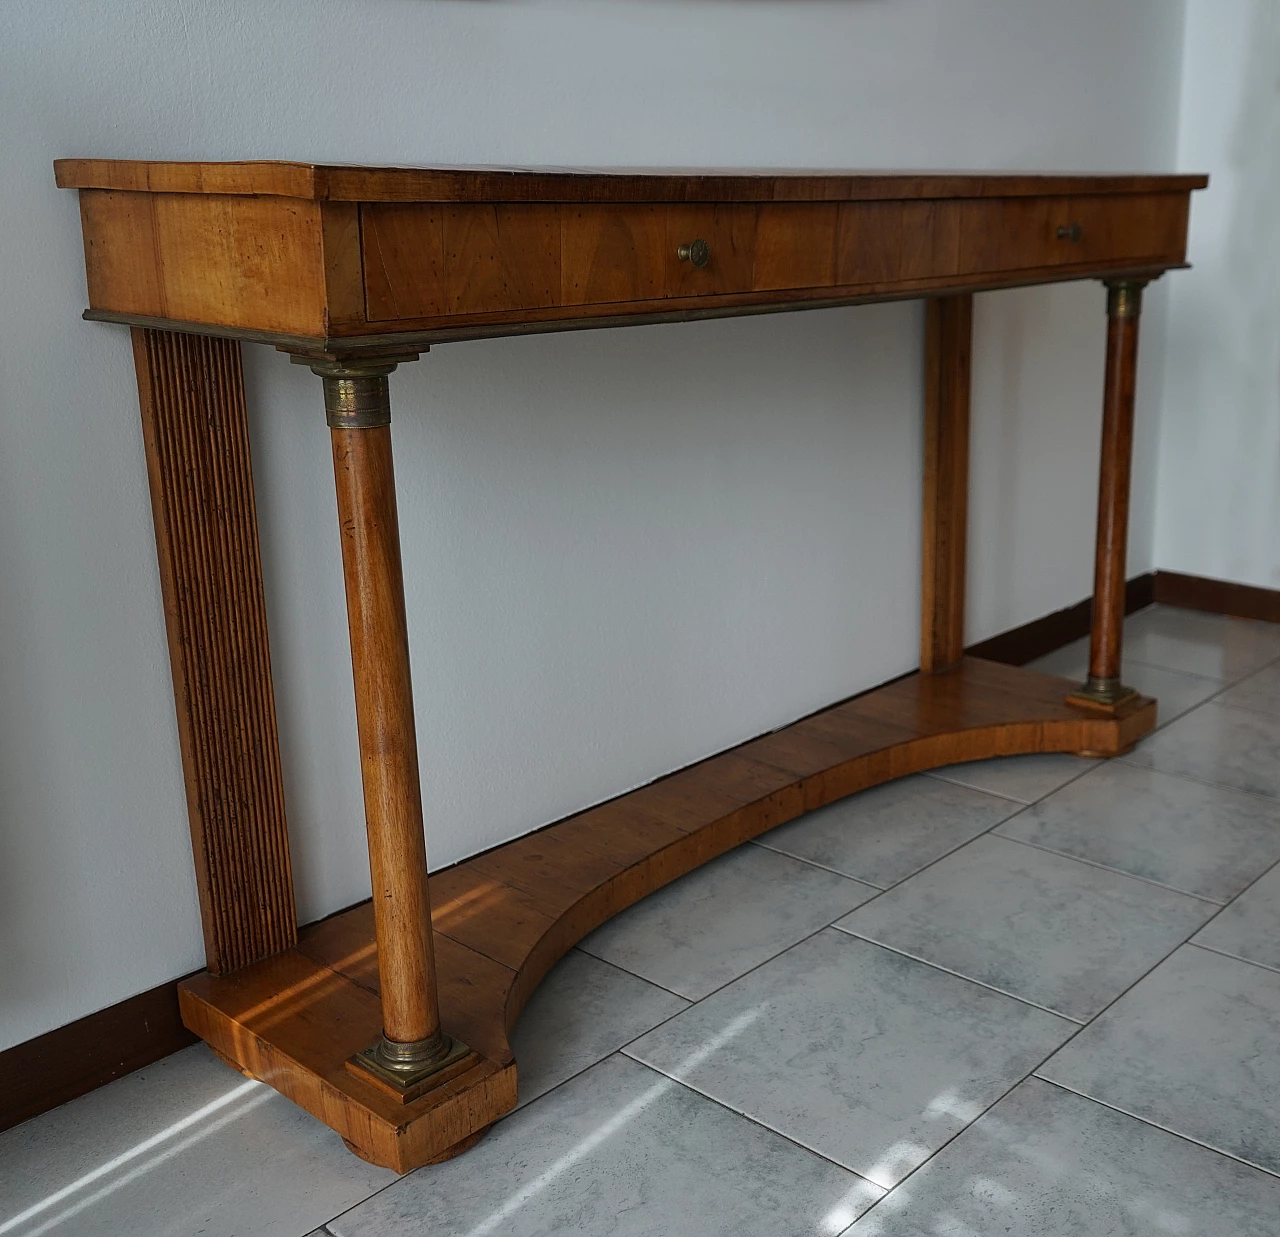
1056 222 1083 243
677 239 711 268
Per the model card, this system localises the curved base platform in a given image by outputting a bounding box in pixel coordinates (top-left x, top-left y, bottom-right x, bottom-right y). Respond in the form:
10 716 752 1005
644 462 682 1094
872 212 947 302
178 656 1154 1172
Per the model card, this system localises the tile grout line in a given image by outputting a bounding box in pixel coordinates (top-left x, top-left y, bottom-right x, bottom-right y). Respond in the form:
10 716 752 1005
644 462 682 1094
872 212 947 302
842 908 1239 1230
836 791 1280 1230
1032 1074 1280 1182
1206 696 1280 724
617 1052 888 1195
1115 752 1280 804
989 830 1227 905
748 838 890 889
1186 938 1280 978
827 923 1086 1022
1123 654 1227 684
562 946 695 1006
582 787 1050 1006
925 751 1105 806
592 762 1154 1043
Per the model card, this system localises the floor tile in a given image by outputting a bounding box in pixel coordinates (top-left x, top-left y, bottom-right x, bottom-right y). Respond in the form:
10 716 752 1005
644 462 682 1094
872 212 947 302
1122 605 1280 682
328 1054 878 1237
1028 640 1225 726
996 760 1280 903
1039 944 1280 1175
577 843 876 1000
836 834 1214 1020
927 753 1097 804
1194 862 1280 972
0 1044 392 1237
626 929 1072 1187
1220 659 1280 718
755 775 1020 888
509 949 688 1107
1125 701 1280 799
848 1076 1280 1236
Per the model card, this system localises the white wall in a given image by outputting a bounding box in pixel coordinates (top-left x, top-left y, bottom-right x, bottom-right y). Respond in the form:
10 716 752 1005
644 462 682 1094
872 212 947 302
0 0 1187 1051
1155 0 1280 589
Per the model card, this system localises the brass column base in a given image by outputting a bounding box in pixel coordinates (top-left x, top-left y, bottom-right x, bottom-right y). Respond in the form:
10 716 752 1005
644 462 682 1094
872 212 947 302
1066 675 1140 714
347 1031 475 1104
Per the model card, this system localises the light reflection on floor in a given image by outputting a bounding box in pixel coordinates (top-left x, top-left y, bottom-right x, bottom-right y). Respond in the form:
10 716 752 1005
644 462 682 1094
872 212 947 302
0 1079 267 1237
461 1005 767 1237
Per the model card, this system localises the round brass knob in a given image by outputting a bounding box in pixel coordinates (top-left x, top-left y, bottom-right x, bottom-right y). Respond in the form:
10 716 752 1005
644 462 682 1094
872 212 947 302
677 239 711 268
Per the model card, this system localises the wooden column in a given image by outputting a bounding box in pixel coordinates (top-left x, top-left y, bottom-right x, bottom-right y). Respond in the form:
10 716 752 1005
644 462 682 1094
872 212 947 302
920 294 973 673
1069 280 1146 710
131 328 296 974
306 354 469 1097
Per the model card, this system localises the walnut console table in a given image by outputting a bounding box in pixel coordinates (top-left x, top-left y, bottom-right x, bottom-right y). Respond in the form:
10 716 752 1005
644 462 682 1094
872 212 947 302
56 160 1205 1171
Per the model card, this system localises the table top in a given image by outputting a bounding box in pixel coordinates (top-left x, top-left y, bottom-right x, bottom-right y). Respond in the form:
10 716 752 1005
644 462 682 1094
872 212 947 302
54 160 1208 204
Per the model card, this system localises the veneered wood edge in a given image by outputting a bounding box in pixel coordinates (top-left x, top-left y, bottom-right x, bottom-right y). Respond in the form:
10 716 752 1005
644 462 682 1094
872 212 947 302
1153 570 1280 626
77 190 333 338
54 159 1210 203
181 658 1154 1171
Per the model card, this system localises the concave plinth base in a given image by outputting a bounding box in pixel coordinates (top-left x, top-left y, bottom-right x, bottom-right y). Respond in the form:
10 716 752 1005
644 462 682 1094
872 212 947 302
178 657 1154 1172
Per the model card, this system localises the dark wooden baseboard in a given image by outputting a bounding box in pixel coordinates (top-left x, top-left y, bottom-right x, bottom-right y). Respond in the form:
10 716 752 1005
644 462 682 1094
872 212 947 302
0 977 198 1134
1154 569 1280 625
967 573 1155 666
9 564 1275 1135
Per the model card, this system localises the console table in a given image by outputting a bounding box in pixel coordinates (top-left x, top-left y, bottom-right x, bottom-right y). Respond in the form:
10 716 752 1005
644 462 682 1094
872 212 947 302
55 160 1206 1171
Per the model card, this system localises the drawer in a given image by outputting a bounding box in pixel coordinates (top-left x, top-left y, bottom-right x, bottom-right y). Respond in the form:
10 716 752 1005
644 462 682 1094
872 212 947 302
360 193 1176 322
362 203 561 321
955 193 1191 275
661 205 757 298
563 203 838 305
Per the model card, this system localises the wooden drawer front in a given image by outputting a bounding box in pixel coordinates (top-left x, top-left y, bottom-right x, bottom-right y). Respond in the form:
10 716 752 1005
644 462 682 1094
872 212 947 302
564 203 835 303
362 203 561 321
561 206 666 306
751 205 838 290
662 205 757 298
955 193 1190 275
362 193 1187 323
837 201 963 286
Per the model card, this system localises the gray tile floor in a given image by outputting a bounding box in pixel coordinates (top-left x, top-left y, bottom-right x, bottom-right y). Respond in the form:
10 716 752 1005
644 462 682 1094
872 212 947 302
3 604 1279 1236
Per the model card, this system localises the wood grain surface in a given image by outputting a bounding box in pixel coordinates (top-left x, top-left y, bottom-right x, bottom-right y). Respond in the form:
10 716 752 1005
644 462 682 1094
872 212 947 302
921 295 973 674
133 328 296 974
55 159 1208 203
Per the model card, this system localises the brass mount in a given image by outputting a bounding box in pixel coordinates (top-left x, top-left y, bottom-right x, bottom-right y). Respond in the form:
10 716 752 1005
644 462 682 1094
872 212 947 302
1104 280 1147 321
291 353 422 429
1067 675 1140 711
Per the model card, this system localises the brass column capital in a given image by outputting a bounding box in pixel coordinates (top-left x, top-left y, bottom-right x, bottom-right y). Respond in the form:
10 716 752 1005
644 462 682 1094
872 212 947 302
290 352 422 429
1104 279 1148 321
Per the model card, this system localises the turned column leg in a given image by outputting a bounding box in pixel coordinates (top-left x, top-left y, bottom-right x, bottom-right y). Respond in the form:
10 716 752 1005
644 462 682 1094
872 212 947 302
302 353 469 1095
920 294 973 674
1068 280 1147 711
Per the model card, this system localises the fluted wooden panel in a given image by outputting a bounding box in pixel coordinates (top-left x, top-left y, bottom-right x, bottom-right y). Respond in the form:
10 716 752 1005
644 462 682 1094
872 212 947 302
132 328 296 973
